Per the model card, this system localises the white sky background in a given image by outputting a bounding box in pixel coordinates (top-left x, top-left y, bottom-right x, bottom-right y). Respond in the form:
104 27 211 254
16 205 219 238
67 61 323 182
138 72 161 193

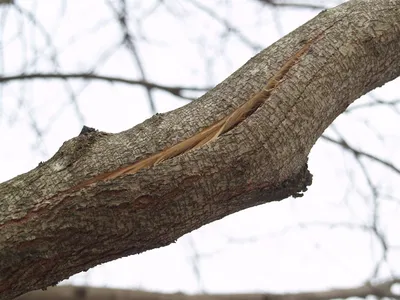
1 0 400 295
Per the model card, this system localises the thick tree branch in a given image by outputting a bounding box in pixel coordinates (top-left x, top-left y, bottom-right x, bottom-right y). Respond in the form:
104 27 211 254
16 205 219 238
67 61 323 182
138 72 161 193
1 1 400 299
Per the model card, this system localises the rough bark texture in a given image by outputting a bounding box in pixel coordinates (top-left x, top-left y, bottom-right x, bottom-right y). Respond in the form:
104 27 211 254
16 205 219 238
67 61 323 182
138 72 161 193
1 0 400 299
16 280 400 300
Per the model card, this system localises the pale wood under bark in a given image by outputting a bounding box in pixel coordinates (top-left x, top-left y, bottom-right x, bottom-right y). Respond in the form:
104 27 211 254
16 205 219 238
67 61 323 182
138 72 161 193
1 0 400 299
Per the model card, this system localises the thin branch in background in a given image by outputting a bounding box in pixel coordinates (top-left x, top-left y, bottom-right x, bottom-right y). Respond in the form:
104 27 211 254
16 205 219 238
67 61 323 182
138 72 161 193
255 0 328 10
320 135 400 176
0 1 10 118
346 93 400 114
107 0 157 113
12 3 85 130
137 0 164 21
59 18 115 53
188 0 264 51
352 153 391 279
186 236 206 293
227 221 374 246
326 127 394 280
70 43 123 101
0 72 210 100
15 280 400 300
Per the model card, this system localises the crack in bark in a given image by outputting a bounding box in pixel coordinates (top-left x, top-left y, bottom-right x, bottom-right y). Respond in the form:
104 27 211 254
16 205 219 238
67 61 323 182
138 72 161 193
66 35 323 193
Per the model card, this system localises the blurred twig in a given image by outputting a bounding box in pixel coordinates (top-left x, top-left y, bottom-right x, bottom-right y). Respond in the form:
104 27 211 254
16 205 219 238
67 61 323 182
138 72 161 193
0 72 210 100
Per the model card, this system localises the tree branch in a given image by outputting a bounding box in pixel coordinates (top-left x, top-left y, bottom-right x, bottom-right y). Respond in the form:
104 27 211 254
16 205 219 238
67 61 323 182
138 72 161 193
1 1 400 299
255 0 327 10
16 279 400 300
321 135 400 175
0 73 209 100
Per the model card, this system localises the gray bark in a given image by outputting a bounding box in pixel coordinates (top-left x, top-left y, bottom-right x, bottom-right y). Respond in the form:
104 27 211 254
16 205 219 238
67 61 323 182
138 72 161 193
1 0 400 299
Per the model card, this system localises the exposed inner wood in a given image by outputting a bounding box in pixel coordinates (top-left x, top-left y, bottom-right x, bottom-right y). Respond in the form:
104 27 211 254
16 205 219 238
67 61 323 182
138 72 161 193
69 35 321 192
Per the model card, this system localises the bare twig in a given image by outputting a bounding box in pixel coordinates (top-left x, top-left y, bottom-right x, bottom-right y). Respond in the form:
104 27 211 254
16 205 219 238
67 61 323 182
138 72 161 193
255 0 328 10
0 73 210 100
321 135 400 175
17 280 400 300
188 0 264 51
107 0 157 112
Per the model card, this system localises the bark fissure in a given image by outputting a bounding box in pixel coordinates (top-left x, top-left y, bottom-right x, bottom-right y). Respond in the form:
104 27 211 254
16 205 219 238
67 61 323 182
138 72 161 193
61 33 324 193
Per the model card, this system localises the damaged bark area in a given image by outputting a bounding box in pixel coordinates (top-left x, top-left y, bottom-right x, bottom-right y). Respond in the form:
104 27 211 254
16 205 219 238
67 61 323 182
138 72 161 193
62 35 319 192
